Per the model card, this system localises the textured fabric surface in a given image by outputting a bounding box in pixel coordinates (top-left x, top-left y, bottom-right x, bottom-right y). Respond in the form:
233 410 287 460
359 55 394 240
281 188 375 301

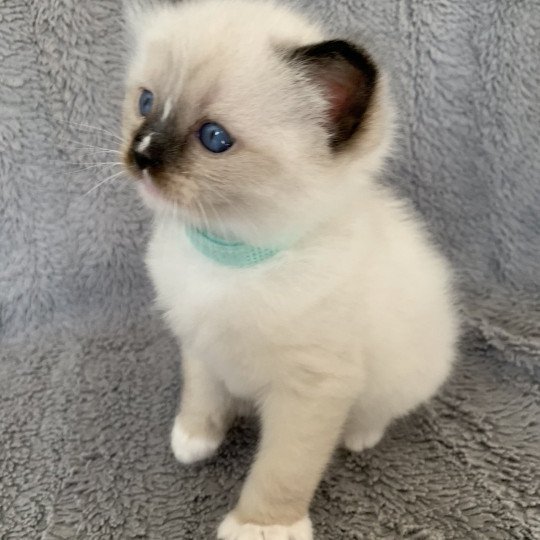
1 0 539 538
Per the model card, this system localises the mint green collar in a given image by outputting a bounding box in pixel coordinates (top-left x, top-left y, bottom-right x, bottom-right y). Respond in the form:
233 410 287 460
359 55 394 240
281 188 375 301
185 226 280 268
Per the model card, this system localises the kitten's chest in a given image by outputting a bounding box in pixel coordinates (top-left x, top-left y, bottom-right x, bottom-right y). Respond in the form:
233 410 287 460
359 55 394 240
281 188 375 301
148 236 260 340
145 221 354 396
146 226 286 389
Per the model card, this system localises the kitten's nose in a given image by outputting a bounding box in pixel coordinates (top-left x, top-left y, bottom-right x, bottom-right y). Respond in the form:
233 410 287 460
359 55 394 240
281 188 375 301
133 148 161 171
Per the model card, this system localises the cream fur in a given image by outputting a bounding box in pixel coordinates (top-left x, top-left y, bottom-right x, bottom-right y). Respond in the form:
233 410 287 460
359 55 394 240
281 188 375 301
122 1 459 539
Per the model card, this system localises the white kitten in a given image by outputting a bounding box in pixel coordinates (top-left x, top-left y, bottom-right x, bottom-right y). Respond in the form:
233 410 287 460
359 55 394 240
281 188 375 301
121 1 459 539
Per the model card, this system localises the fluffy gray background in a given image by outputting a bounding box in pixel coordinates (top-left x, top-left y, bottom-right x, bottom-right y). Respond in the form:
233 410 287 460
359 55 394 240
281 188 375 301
1 0 539 538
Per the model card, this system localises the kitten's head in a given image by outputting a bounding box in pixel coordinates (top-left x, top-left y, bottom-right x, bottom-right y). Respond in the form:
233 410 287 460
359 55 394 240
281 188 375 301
122 0 393 243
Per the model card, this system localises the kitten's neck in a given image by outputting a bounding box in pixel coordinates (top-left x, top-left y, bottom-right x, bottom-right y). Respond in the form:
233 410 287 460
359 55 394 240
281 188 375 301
184 226 281 268
181 182 374 268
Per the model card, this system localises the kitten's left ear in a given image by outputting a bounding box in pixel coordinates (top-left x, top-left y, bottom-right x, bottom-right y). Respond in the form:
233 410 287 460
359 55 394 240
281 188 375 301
290 40 378 150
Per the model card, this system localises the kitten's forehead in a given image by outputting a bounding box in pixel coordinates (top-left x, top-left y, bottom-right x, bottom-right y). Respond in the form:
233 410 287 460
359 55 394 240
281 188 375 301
133 0 322 104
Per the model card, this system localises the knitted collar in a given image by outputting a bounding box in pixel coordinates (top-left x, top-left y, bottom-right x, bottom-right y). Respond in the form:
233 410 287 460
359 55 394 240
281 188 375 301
185 226 280 268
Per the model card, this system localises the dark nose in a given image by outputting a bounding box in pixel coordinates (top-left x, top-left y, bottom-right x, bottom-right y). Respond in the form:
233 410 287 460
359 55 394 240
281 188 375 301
132 148 161 171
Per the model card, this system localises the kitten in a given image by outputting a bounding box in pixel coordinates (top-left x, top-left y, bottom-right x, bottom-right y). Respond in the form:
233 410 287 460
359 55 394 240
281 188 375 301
121 1 459 539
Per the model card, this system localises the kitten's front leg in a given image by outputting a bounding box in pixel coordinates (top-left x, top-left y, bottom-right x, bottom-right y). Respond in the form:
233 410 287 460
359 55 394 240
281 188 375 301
217 380 352 540
171 354 234 464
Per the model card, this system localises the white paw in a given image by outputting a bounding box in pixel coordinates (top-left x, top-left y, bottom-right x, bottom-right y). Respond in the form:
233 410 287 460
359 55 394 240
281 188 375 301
217 513 312 540
170 419 221 464
343 428 384 453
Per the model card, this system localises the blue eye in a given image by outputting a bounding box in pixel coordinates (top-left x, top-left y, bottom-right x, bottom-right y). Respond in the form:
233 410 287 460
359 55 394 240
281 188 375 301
198 122 234 153
139 89 154 116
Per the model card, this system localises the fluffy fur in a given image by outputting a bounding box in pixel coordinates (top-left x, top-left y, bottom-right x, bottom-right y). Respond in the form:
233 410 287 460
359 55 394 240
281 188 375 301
121 1 459 539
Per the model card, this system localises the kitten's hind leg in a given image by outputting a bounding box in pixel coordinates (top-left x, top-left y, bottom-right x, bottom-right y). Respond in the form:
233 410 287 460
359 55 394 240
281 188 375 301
171 354 235 464
342 398 393 453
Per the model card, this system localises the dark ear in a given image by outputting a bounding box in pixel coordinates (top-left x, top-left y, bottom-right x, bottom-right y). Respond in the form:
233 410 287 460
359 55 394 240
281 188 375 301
290 40 378 150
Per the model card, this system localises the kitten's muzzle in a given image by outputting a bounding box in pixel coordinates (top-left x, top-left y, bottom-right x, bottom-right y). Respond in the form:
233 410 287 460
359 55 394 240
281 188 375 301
129 129 167 173
132 148 161 171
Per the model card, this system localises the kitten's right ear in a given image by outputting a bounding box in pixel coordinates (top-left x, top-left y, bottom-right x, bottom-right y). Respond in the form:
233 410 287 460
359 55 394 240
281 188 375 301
123 0 163 42
289 40 379 151
123 0 146 44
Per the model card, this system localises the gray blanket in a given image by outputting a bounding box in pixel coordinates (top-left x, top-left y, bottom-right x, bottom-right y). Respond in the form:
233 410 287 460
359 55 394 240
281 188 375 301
1 0 539 538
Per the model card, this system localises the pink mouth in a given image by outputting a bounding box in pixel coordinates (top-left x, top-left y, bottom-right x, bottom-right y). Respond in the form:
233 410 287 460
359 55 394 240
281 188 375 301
138 170 163 199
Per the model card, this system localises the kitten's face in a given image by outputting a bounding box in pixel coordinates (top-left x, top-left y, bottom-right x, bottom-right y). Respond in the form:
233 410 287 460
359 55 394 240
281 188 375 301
122 0 386 242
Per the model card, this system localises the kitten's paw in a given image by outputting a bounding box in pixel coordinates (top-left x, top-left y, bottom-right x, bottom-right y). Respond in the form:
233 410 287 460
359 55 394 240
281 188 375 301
343 428 384 453
217 513 312 540
170 419 222 464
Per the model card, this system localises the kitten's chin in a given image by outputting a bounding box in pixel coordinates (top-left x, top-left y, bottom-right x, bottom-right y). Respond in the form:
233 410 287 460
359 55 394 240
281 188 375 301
140 171 161 197
135 171 203 227
136 171 175 214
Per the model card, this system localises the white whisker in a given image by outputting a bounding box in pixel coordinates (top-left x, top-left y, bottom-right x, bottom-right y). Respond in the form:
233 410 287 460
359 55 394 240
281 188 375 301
195 199 209 233
56 139 123 154
66 121 123 143
78 148 123 156
65 161 123 166
83 170 125 197
68 163 123 175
